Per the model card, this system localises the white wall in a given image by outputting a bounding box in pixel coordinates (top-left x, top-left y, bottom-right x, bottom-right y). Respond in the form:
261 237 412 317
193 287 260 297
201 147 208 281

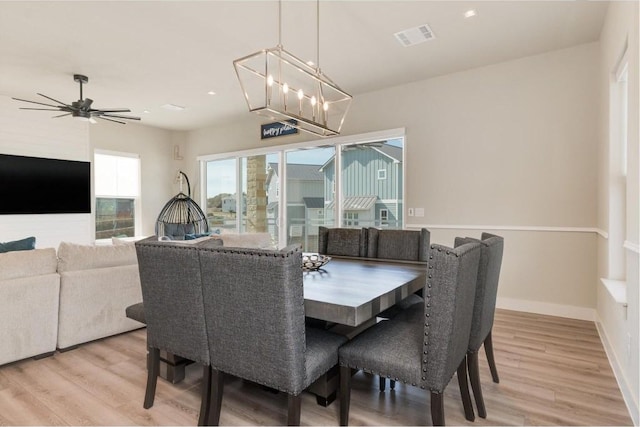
596 1 639 423
187 42 601 318
89 121 182 237
0 95 92 248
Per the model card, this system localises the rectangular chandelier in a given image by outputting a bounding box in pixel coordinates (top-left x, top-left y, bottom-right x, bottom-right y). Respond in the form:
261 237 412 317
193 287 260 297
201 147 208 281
233 45 352 137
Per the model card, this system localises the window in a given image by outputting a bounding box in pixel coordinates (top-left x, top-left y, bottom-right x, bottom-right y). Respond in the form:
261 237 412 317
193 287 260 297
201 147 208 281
344 212 359 227
94 151 140 239
200 128 405 248
285 146 335 250
205 153 280 247
341 139 403 228
380 209 389 225
607 51 628 281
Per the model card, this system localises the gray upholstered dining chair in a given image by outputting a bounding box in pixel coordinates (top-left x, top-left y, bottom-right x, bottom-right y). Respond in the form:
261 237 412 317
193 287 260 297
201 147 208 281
318 226 368 257
367 227 430 261
368 227 430 391
454 232 504 418
338 242 482 426
135 237 212 426
198 244 347 426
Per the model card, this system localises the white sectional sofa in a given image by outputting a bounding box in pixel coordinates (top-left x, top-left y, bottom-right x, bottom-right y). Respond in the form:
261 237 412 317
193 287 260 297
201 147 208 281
0 233 275 366
0 248 60 365
0 242 145 365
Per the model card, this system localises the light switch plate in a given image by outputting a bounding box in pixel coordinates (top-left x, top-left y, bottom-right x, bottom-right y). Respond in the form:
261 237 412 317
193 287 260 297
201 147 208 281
408 208 414 216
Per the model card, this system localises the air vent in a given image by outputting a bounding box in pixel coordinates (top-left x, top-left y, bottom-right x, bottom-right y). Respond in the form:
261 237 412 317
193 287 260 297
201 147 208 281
394 23 435 47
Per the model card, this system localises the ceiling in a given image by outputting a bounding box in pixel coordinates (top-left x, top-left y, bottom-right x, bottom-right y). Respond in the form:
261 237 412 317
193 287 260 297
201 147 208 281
0 1 609 132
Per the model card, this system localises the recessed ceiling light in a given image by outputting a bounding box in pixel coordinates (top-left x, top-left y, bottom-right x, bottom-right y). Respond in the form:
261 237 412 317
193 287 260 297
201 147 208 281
207 91 216 96
143 110 151 114
464 9 477 18
306 60 315 66
161 103 185 111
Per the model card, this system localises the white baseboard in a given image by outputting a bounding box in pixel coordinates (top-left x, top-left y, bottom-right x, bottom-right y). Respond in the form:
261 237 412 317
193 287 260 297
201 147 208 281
595 314 639 426
496 297 595 321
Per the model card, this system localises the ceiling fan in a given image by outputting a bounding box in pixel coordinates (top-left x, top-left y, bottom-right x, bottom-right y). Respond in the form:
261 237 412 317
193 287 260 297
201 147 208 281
12 74 141 124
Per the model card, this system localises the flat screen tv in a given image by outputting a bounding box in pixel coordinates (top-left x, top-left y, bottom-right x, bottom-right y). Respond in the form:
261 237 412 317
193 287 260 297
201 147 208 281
0 154 91 214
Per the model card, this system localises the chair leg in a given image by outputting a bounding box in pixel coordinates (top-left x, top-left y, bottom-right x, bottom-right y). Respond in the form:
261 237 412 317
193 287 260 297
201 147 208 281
467 350 486 418
207 369 224 426
484 330 500 383
198 366 212 426
379 376 386 391
143 347 160 409
430 391 445 426
287 394 301 426
340 365 351 426
457 358 475 422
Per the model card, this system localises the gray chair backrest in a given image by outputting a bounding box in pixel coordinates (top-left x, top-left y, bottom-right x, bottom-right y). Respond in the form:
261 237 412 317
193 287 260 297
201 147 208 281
134 237 209 365
455 233 504 351
318 226 368 257
422 242 481 392
199 244 308 395
367 228 430 261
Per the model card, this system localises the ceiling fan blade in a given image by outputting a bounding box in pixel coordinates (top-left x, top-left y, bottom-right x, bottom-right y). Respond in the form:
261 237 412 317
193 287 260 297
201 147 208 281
12 97 62 108
18 107 63 111
91 108 131 113
101 113 141 121
52 113 72 118
96 116 126 125
37 93 71 107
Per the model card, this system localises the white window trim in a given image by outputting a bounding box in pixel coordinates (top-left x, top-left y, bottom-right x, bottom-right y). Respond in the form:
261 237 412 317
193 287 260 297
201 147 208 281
606 42 629 280
377 169 387 180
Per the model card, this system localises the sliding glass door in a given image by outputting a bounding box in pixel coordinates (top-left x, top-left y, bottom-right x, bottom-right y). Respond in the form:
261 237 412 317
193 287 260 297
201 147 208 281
201 129 405 250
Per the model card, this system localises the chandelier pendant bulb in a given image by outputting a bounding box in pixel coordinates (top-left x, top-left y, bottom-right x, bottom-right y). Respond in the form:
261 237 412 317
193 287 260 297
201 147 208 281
233 0 352 137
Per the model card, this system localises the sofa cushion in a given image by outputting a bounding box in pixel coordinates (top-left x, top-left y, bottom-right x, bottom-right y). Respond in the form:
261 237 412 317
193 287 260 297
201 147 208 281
0 248 57 281
0 236 36 253
57 242 138 272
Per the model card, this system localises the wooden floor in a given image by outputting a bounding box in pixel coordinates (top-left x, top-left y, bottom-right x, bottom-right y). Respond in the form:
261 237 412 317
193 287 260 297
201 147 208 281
0 309 632 426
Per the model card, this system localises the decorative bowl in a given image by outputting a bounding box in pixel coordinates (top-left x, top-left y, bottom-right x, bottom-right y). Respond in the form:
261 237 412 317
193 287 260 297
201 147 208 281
302 253 331 271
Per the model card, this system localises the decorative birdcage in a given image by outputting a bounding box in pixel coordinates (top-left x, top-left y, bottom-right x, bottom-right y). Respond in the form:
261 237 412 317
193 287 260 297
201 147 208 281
155 171 209 238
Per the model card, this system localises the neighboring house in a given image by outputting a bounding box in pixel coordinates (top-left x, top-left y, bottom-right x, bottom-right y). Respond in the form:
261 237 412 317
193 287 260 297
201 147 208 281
221 197 236 213
221 195 246 214
265 163 324 240
320 143 403 228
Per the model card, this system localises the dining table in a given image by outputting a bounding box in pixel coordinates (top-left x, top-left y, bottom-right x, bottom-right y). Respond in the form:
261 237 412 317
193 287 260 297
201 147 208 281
303 255 427 405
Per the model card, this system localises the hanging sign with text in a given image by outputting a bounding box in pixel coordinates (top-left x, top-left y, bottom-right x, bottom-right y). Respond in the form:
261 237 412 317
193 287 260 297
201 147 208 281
261 120 298 139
